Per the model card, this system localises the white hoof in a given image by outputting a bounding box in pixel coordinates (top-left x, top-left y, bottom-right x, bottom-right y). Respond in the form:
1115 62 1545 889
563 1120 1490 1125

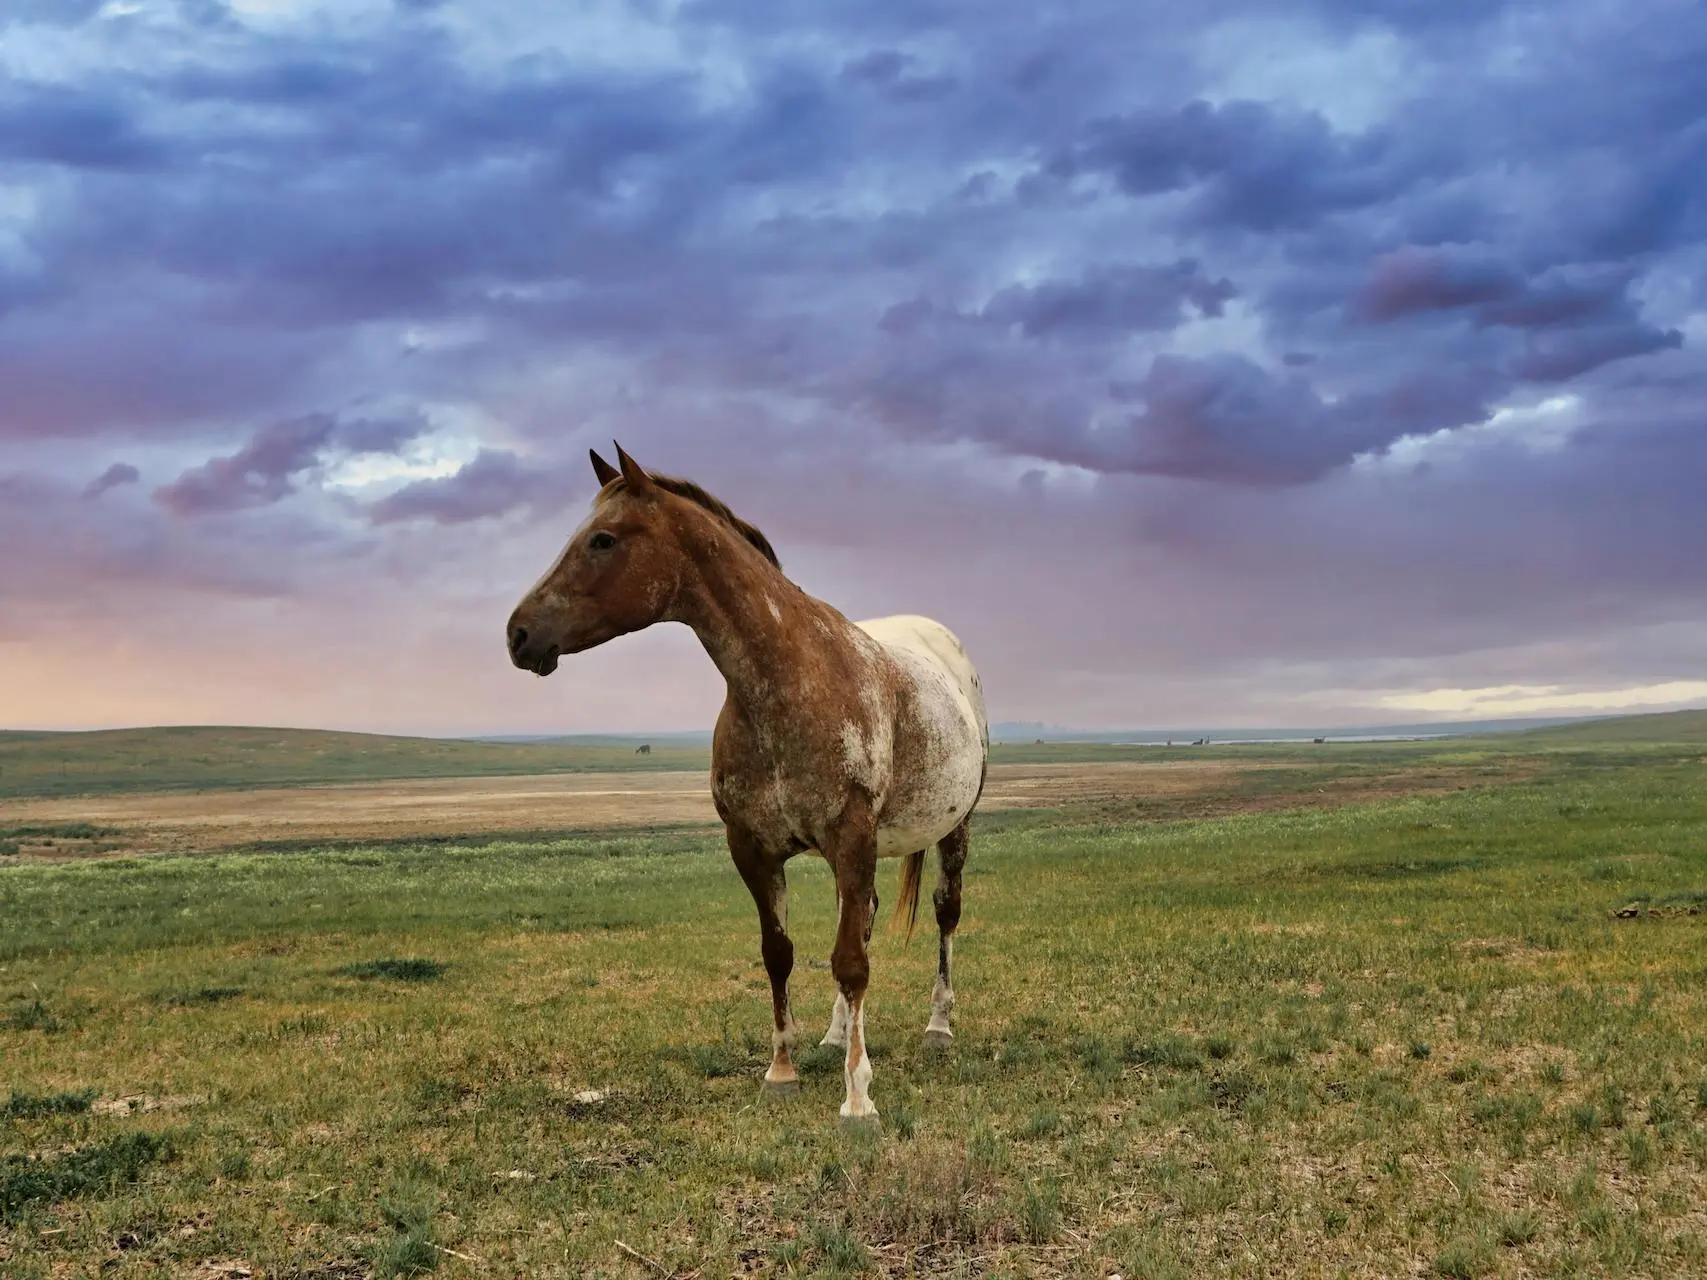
838 1099 880 1126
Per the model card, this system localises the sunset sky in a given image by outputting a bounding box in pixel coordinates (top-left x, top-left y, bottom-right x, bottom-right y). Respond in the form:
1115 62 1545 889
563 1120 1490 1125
3 0 1705 735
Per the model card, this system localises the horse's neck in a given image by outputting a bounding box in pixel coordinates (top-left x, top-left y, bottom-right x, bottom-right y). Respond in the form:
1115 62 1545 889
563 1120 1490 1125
675 538 854 719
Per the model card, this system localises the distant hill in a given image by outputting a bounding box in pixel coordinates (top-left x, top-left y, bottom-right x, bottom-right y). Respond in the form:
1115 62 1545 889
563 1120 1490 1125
1514 708 1707 745
989 714 1597 744
0 725 708 800
473 730 715 747
8 707 1701 802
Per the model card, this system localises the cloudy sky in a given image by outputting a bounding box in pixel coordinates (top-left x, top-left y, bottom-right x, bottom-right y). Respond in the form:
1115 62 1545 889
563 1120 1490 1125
3 0 1705 735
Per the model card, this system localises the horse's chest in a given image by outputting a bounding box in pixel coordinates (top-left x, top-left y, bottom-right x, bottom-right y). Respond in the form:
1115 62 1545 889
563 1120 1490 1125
711 753 840 847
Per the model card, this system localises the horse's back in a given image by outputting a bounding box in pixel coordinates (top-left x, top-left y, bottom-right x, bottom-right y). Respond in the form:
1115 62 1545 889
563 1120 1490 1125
855 615 987 740
855 615 988 856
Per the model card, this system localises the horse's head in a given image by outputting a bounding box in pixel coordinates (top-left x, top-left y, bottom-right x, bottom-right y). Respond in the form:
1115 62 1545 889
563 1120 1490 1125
506 444 684 677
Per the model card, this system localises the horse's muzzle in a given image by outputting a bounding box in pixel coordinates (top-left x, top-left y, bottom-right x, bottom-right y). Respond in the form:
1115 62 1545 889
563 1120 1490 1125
507 624 561 677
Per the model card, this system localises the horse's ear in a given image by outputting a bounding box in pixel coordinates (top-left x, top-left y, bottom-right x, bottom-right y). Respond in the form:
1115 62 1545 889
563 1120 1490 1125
589 448 619 487
613 441 653 494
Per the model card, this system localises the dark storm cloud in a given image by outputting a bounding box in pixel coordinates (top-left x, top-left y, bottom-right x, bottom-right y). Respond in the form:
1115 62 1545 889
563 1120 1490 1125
83 462 139 498
366 449 573 525
1351 248 1686 383
0 85 167 170
155 413 427 516
0 0 106 29
1357 252 1671 337
982 261 1236 338
839 50 958 103
1049 98 1436 233
1511 323 1685 384
1355 245 1523 322
154 416 337 516
1111 355 1389 485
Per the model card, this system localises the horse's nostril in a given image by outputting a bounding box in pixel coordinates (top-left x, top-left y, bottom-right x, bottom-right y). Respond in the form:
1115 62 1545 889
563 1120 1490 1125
509 626 528 656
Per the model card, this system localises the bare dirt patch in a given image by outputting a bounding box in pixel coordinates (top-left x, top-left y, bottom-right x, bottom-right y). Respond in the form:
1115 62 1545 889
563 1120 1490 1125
0 759 1508 861
90 1094 206 1117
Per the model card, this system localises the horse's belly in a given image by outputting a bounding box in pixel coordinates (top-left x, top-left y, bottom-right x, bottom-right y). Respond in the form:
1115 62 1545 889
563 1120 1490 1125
874 738 982 856
871 654 987 857
874 806 970 858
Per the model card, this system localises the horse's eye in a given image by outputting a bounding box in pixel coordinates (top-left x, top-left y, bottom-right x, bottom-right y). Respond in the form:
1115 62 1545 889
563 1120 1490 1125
589 531 617 551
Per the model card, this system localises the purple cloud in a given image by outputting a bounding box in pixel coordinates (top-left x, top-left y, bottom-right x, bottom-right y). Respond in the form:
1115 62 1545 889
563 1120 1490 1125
0 83 166 170
366 449 570 525
1511 323 1684 383
1354 248 1684 383
840 50 958 103
1356 245 1523 321
2 0 1706 732
983 261 1236 338
1050 98 1432 232
83 462 139 498
155 413 426 516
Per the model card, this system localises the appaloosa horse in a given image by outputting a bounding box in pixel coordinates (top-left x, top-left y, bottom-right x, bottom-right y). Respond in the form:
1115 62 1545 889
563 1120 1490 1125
506 445 988 1122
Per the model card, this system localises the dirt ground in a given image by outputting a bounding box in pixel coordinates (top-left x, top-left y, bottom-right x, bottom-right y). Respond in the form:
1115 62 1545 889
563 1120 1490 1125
0 757 1489 861
0 761 1256 857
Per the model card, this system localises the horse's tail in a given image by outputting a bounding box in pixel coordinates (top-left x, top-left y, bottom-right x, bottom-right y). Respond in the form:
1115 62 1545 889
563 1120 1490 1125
891 849 926 944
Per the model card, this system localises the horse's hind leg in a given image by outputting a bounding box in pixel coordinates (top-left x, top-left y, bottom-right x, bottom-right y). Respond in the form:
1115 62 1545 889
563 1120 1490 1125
923 819 968 1049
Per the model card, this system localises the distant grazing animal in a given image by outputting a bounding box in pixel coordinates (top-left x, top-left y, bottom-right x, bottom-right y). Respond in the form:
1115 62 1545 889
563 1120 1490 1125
635 743 651 755
506 444 989 1123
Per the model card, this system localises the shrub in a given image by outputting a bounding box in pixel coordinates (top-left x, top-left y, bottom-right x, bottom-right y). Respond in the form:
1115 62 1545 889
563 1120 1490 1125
1 1133 172 1223
3 1089 95 1119
336 959 446 982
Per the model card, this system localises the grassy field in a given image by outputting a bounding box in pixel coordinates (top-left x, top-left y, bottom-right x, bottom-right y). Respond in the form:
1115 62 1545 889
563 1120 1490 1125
2 723 1707 1276
0 727 709 800
8 710 1703 801
1514 709 1707 747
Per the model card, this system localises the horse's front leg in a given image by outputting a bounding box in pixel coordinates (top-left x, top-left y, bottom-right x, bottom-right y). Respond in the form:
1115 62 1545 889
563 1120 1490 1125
728 825 798 1095
820 885 851 1050
826 811 879 1124
818 876 875 1051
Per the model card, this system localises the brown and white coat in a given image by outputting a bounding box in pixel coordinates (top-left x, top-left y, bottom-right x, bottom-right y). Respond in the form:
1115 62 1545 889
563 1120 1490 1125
507 445 988 1121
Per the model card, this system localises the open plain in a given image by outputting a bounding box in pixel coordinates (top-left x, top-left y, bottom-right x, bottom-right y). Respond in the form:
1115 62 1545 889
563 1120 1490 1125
0 754 1498 861
3 715 1706 1277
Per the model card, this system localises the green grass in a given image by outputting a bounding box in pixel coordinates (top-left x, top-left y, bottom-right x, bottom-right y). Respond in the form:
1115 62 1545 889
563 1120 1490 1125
1516 708 1707 745
1 1133 173 1224
1 745 1706 1274
3 1089 96 1120
0 725 709 799
0 823 124 858
334 959 449 983
985 737 1470 766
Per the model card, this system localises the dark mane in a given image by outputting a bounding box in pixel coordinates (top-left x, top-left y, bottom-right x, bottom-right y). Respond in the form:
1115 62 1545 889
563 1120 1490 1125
610 473 780 568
